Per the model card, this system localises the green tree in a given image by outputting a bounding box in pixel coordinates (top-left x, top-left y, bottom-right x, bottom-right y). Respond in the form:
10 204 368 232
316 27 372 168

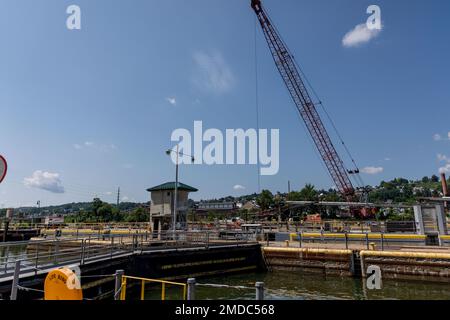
299 184 318 201
97 204 112 221
125 208 148 222
92 198 104 213
257 190 274 211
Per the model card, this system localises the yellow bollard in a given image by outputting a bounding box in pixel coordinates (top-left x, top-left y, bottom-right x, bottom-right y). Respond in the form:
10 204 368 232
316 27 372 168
369 242 376 251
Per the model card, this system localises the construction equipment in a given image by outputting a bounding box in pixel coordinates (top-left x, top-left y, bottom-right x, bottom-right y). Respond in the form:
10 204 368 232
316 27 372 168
251 0 364 203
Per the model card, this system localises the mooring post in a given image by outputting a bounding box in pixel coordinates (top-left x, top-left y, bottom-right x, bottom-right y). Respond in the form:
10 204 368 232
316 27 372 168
187 278 196 300
114 270 124 300
10 260 21 300
54 240 60 265
4 246 9 274
3 220 9 242
80 239 85 265
298 232 302 249
35 243 40 276
345 232 349 249
255 282 264 300
110 236 114 259
366 233 369 250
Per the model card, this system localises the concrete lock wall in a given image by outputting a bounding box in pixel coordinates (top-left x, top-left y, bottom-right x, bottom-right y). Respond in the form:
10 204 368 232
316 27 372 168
360 251 450 283
262 247 354 277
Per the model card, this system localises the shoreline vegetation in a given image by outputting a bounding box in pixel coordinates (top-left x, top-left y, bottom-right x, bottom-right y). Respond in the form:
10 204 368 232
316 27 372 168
1 175 448 223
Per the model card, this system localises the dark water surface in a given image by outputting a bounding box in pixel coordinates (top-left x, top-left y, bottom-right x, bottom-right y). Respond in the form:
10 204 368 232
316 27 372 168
143 271 450 300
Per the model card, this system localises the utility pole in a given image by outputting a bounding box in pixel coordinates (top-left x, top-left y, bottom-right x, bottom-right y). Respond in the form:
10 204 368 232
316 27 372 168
166 146 195 233
117 187 120 207
173 144 179 234
288 181 292 220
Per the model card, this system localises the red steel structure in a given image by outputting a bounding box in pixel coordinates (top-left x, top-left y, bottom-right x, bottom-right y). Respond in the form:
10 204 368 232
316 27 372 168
251 0 356 200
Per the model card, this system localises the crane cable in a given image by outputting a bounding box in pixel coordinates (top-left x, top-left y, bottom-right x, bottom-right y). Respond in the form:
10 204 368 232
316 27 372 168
254 16 261 193
262 4 365 191
292 56 365 190
254 13 337 194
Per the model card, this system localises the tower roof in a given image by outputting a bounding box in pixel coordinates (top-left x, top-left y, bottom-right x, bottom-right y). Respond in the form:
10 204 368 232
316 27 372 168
146 182 198 192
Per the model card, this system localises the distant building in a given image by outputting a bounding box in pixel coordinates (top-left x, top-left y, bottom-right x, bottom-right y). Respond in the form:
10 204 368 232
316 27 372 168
242 201 259 211
196 202 236 211
147 182 198 233
195 202 237 218
44 215 65 226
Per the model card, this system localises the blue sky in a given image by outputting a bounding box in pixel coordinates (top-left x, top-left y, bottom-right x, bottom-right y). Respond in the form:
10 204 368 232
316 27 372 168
1 0 449 207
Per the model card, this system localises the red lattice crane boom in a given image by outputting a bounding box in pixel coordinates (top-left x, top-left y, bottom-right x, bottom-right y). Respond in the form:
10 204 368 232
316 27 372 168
251 0 356 200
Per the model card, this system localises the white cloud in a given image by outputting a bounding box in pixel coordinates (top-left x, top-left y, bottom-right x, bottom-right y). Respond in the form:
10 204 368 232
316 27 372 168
99 144 118 152
121 196 130 202
233 185 246 191
24 170 65 193
361 166 384 175
166 97 177 106
384 158 391 161
342 23 381 48
192 50 235 94
433 134 442 141
123 164 134 169
439 164 450 174
105 191 113 196
438 154 448 162
438 154 450 174
74 141 117 152
448 132 450 140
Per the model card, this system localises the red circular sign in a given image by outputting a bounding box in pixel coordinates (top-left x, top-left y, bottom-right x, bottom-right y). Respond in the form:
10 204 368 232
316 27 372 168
0 155 7 184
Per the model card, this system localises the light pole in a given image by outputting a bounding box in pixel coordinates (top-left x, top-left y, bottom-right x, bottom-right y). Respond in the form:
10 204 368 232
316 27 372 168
166 146 194 233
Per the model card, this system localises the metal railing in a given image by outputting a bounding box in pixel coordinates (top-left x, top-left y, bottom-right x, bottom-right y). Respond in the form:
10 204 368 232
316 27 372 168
186 278 265 300
119 275 186 300
113 273 265 301
0 231 256 282
262 231 450 250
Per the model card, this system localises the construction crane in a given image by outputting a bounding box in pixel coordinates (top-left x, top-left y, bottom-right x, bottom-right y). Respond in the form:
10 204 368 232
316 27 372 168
251 0 363 202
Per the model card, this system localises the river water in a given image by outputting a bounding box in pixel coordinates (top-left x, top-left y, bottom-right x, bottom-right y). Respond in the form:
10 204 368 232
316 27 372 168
141 271 450 300
190 272 450 300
